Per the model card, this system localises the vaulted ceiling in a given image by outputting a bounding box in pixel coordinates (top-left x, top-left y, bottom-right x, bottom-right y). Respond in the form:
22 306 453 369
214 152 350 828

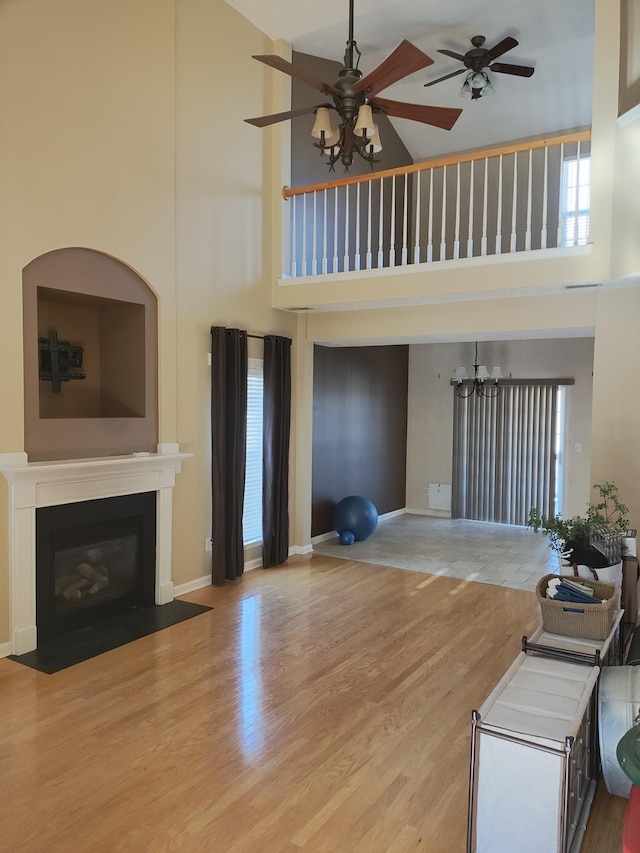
226 0 595 161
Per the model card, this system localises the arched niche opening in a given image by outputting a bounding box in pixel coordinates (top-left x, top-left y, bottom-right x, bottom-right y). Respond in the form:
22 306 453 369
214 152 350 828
23 248 158 461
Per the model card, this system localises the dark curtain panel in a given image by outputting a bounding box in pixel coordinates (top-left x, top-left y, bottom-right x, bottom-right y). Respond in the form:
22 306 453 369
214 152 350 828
262 335 292 567
210 327 248 584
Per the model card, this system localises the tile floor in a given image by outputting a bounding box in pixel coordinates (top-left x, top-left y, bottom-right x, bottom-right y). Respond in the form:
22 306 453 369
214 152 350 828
313 513 560 591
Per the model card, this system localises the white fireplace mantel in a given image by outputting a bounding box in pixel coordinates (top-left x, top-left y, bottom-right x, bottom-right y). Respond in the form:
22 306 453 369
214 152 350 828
0 445 191 656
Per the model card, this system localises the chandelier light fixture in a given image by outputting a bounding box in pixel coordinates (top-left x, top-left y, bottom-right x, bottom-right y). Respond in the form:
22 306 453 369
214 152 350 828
310 3 382 172
245 0 463 175
452 342 502 398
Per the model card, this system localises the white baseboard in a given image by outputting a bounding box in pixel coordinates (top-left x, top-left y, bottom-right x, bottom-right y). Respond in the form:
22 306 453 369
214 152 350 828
289 544 314 556
379 507 407 521
0 641 12 659
174 575 211 596
310 530 335 545
174 557 264 597
405 507 452 518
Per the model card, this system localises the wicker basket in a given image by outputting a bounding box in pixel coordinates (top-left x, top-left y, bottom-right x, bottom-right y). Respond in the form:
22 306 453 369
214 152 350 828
536 574 617 640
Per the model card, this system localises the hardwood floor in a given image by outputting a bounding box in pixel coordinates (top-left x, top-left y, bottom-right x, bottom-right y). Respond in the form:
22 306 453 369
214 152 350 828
0 555 626 851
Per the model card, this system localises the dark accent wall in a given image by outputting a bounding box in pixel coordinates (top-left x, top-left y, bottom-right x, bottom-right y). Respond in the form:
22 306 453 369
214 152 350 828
312 345 409 537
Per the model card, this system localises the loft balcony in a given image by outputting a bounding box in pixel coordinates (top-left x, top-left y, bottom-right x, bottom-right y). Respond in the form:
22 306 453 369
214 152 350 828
273 131 598 313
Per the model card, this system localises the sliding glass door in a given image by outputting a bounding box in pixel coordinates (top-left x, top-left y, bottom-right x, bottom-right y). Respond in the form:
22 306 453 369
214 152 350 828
452 384 565 525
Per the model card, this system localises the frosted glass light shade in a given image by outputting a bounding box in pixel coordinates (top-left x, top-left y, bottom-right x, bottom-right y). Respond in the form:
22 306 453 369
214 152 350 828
453 367 468 381
491 366 503 380
476 365 491 380
354 104 375 138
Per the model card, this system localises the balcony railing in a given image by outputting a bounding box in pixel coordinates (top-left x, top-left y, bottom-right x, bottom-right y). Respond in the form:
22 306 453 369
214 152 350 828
283 131 590 279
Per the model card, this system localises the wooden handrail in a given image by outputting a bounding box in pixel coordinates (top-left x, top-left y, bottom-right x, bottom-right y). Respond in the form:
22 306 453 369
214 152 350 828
282 129 591 199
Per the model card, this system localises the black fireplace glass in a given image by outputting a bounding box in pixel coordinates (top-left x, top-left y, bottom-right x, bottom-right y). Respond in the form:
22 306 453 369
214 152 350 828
36 492 156 640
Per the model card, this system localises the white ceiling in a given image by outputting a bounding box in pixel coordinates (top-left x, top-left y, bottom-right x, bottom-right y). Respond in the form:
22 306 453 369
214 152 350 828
226 0 595 160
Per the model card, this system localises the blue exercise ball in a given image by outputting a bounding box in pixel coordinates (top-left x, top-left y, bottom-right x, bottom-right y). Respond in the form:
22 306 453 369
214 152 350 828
333 495 378 542
339 530 356 546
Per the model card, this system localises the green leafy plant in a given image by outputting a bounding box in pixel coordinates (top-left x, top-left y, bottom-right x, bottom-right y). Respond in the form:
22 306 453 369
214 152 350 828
527 482 630 565
584 481 629 533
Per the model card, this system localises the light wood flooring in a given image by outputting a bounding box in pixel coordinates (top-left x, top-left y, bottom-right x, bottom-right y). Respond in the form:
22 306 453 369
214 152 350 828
0 555 627 852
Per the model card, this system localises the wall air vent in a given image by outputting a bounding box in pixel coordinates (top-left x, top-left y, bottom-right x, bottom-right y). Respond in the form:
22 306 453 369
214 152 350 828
563 283 602 290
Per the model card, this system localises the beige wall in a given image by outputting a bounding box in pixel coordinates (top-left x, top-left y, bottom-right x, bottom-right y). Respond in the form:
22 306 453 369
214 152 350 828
406 338 595 518
591 288 640 525
0 0 295 644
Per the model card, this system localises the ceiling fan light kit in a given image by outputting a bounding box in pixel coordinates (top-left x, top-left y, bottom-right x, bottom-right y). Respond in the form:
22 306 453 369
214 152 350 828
245 0 462 172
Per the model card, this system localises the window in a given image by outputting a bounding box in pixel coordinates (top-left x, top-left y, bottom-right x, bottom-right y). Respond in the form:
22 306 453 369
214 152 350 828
561 155 591 247
243 359 263 546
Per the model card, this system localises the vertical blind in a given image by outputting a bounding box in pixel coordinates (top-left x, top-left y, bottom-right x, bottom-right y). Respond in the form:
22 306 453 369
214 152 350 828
452 383 560 525
242 359 264 545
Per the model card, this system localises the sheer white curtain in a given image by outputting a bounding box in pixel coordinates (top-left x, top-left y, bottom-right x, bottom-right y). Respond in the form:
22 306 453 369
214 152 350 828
452 383 561 525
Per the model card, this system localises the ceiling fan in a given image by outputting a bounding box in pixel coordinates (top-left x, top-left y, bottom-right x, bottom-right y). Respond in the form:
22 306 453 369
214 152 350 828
245 0 463 172
424 35 535 100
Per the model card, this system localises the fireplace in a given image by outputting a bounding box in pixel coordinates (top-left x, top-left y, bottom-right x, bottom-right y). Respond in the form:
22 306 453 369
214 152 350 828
36 492 156 640
0 449 189 656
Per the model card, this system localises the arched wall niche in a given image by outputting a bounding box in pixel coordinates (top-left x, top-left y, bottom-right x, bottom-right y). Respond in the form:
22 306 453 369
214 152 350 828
23 247 158 461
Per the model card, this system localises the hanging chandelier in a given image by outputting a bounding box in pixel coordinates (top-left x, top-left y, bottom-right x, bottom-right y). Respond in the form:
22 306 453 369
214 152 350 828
310 4 382 172
452 342 502 398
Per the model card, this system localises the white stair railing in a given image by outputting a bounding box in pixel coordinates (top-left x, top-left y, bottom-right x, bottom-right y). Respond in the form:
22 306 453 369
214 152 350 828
283 130 591 278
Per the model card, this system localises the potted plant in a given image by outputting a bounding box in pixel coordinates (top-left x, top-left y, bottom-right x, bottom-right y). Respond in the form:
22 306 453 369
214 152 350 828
528 482 630 583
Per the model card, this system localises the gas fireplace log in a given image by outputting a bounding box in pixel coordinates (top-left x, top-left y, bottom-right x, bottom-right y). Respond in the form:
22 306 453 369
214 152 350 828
76 563 110 595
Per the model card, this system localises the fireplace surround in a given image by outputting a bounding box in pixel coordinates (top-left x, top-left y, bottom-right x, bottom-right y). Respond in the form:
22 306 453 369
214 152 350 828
0 447 189 655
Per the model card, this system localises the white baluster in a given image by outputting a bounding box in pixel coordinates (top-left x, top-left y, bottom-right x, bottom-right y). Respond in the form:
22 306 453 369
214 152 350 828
574 140 581 246
366 180 373 270
454 162 461 260
481 159 488 256
402 173 409 265
333 187 339 273
302 193 307 276
440 166 447 260
291 194 297 278
496 155 503 255
311 190 317 276
427 169 434 263
525 150 533 251
557 143 564 248
541 146 548 249
322 188 328 274
414 170 421 265
378 178 384 268
344 184 350 272
467 160 474 258
355 183 361 270
390 176 397 267
510 151 518 253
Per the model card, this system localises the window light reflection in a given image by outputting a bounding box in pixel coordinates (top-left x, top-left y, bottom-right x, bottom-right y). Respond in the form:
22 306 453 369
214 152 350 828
238 595 264 759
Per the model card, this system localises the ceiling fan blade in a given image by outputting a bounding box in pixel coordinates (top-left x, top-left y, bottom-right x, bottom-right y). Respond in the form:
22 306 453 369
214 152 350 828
353 40 434 98
252 55 340 96
486 36 519 61
490 62 535 78
372 97 462 130
245 104 327 128
437 49 467 62
424 68 466 87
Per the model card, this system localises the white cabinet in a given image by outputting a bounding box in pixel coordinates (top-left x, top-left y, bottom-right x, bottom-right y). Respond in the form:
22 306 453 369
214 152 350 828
466 614 623 853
